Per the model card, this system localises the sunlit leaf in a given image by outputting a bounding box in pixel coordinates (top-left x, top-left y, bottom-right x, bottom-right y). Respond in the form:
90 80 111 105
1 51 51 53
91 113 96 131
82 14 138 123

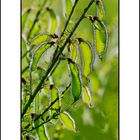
96 0 105 21
78 38 95 76
30 32 55 45
68 60 82 102
30 41 55 71
82 86 94 108
60 111 76 131
65 0 73 19
46 7 57 34
94 20 108 59
22 8 31 30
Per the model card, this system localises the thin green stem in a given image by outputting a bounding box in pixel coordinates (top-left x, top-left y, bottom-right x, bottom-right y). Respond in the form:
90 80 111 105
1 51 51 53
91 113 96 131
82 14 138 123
22 65 29 74
21 0 95 118
60 0 79 38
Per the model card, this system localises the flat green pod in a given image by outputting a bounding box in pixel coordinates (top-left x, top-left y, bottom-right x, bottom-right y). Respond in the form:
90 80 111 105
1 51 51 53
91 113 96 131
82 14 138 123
78 39 95 76
22 8 31 30
96 0 105 21
30 41 55 71
82 86 94 108
94 20 108 59
69 43 77 62
30 32 54 45
68 60 82 102
60 111 76 132
46 8 57 34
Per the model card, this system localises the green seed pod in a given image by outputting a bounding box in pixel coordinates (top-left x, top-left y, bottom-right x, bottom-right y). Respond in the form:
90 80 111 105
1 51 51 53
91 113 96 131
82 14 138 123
82 86 94 108
30 32 54 46
30 41 55 71
96 0 105 21
93 20 108 59
68 60 82 102
78 38 95 76
87 16 108 59
22 8 31 30
69 43 78 62
46 7 57 34
60 111 76 132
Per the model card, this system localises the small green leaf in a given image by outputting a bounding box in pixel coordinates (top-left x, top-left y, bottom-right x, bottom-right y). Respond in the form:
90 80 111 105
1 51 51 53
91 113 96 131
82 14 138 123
68 60 82 102
94 20 108 59
96 0 105 21
82 86 94 108
46 8 57 34
60 111 76 131
78 39 95 76
30 32 54 45
30 41 55 71
65 0 73 19
22 8 31 30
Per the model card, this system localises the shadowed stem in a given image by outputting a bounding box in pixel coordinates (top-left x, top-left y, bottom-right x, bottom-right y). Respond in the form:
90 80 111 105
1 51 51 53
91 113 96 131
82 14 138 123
23 84 71 131
21 0 95 118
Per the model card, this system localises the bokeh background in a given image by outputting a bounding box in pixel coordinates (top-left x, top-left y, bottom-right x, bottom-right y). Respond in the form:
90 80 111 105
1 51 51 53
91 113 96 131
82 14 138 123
22 0 118 139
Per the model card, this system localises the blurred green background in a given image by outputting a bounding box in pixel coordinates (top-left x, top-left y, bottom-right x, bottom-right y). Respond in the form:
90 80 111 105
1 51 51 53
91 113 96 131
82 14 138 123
22 0 118 139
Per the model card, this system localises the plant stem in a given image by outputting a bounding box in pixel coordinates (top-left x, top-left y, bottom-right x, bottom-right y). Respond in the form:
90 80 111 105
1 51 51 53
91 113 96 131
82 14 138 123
22 65 29 74
24 113 60 132
21 0 95 118
29 68 32 95
23 84 70 131
60 0 79 38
